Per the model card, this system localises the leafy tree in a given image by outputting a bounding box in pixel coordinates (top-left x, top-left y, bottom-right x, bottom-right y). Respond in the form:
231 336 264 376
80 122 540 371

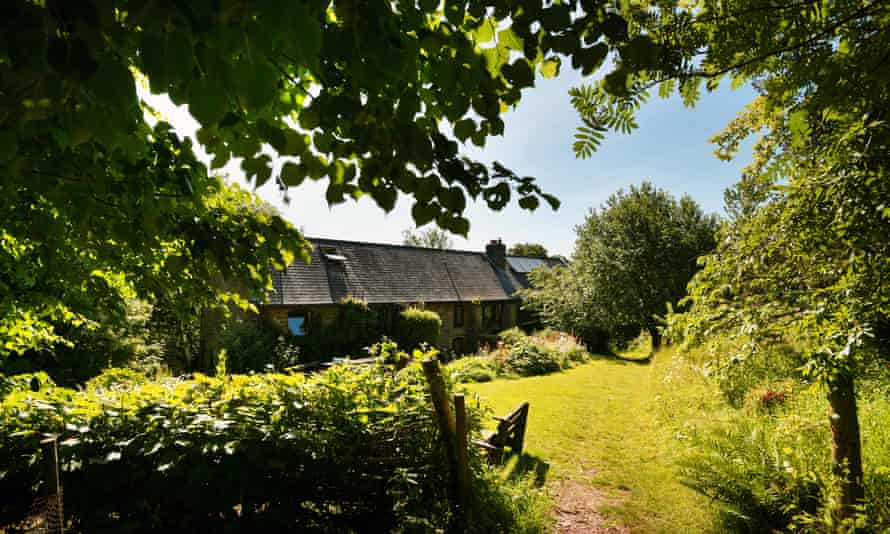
524 182 718 349
508 243 548 258
568 0 890 516
402 227 454 249
522 263 610 353
2 0 664 358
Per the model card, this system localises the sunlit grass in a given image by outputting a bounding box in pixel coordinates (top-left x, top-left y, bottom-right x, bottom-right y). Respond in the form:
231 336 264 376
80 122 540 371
464 350 720 533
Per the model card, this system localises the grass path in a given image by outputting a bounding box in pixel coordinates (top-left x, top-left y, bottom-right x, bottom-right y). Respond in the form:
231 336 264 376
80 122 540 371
464 352 718 533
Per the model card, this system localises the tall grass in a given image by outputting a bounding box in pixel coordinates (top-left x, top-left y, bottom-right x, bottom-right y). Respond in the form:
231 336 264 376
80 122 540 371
660 342 890 532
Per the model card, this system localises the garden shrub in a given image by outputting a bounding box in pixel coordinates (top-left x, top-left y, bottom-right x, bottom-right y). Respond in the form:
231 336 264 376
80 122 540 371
219 317 301 373
497 327 527 346
504 340 562 376
367 337 411 368
447 356 498 384
294 298 380 362
533 329 589 365
394 307 441 351
328 297 380 356
0 359 545 533
456 329 590 381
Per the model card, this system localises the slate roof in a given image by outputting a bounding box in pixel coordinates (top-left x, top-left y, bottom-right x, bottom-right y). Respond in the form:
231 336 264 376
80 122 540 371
506 255 569 290
268 238 528 306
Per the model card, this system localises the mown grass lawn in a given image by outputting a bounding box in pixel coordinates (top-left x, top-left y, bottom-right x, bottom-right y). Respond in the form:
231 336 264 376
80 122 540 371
463 350 719 533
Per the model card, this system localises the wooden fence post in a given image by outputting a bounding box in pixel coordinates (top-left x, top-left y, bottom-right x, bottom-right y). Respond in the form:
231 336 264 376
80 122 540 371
421 358 456 449
453 393 473 516
41 437 63 534
421 359 472 525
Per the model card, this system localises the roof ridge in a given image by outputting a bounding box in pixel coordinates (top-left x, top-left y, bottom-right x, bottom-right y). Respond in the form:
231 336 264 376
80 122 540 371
506 254 567 261
305 236 487 256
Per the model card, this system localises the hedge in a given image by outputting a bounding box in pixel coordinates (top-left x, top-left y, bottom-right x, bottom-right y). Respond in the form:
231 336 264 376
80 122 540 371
288 297 381 362
219 318 300 373
0 364 461 532
394 307 441 351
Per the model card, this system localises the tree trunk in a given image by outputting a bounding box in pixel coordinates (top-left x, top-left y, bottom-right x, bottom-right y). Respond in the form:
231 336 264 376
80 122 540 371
828 373 864 517
648 326 662 350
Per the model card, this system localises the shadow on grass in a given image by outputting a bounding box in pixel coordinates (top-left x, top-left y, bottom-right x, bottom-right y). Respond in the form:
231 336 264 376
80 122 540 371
503 452 550 487
586 352 654 366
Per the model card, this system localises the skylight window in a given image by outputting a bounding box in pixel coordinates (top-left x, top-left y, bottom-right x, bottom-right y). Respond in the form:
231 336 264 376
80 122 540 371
320 245 346 262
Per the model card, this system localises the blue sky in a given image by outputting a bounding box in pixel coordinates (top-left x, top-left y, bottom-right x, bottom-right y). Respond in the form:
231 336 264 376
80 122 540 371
143 69 758 258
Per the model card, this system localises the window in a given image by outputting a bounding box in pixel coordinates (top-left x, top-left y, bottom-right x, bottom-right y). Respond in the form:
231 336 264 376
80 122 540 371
454 303 465 328
287 311 308 336
320 245 346 262
482 303 502 329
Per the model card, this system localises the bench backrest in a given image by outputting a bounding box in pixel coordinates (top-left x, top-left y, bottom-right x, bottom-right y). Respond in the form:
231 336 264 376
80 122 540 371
491 402 529 453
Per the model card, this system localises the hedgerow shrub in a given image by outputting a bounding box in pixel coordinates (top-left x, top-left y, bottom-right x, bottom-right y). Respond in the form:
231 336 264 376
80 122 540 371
395 307 441 351
291 298 380 362
329 297 380 355
504 340 562 376
0 360 546 533
0 304 158 386
447 356 498 383
219 318 300 373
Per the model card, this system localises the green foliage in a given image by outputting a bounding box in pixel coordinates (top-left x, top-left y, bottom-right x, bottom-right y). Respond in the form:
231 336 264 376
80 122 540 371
145 300 201 372
394 308 442 352
0 325 136 387
659 348 890 532
0 359 546 532
699 341 806 409
329 298 381 356
451 329 590 382
367 337 411 368
497 327 527 347
502 340 562 377
678 412 828 532
520 264 611 353
295 298 381 362
0 299 163 386
219 319 300 374
446 356 498 384
507 243 548 258
523 182 718 348
570 83 649 158
468 468 554 533
576 0 890 512
4 0 642 362
402 227 454 249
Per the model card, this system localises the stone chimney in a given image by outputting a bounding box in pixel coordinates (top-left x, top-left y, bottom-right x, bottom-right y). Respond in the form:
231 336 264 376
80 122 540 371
485 239 506 269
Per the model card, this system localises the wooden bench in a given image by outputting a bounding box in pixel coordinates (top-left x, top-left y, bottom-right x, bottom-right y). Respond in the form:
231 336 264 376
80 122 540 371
475 401 529 464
